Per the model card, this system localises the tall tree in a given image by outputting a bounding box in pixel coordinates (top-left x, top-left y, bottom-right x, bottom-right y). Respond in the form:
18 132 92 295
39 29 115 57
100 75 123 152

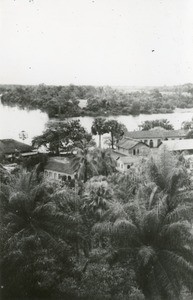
32 120 91 155
72 139 98 183
94 160 193 300
91 118 108 148
93 148 116 176
105 120 127 149
0 169 78 299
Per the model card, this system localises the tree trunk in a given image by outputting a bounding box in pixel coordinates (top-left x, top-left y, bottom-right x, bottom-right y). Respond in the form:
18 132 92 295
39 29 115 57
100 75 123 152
99 134 102 148
58 104 61 118
111 132 114 149
84 160 88 182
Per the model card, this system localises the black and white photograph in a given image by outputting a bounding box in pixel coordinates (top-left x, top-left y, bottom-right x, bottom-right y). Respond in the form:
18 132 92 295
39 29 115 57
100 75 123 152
0 0 193 299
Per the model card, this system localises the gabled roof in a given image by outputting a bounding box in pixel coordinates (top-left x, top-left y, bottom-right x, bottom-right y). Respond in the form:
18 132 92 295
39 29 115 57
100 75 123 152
125 129 188 139
116 156 138 164
44 157 74 174
0 139 32 154
161 139 193 152
118 139 149 150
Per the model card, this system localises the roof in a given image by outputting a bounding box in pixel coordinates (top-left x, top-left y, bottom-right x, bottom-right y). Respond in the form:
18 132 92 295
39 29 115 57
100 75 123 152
125 129 188 139
44 157 74 174
112 152 141 164
117 156 138 164
161 139 193 152
118 139 149 150
0 139 32 154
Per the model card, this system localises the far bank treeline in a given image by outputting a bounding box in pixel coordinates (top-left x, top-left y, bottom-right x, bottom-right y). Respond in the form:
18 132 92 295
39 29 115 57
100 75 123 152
1 83 193 117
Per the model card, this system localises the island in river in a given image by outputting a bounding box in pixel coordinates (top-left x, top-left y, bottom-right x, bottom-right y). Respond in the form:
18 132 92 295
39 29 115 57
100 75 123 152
1 83 193 118
1 94 193 147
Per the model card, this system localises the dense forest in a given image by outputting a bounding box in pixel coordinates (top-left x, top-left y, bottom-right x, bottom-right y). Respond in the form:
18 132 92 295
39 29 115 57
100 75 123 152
0 147 193 300
1 83 193 117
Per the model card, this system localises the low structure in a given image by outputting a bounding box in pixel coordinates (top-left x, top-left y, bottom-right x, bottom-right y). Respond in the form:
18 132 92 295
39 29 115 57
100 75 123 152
44 156 75 181
124 129 188 148
159 139 193 154
116 139 149 156
115 155 139 172
0 139 37 161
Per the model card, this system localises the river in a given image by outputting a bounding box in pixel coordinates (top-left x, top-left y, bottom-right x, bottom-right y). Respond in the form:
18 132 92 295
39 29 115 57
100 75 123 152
0 100 193 146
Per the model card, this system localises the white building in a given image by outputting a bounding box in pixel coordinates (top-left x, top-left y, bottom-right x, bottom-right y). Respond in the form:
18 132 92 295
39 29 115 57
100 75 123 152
116 139 149 156
44 157 75 181
124 129 188 148
159 139 193 153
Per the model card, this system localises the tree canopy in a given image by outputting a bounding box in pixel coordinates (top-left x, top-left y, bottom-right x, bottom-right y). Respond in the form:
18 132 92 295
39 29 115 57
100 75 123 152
32 120 92 155
140 119 174 131
1 150 193 300
1 83 193 118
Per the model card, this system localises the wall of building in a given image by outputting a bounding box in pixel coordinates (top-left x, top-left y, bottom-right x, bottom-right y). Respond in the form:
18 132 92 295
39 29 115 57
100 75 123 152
44 169 74 181
140 137 185 148
116 161 131 172
117 143 149 156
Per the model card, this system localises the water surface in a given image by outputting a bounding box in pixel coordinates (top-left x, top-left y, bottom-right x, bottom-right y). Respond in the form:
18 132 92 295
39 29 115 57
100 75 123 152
1 99 193 146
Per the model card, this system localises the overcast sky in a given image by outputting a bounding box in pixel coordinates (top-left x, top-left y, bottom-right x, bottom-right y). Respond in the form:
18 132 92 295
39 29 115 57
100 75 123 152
0 0 193 86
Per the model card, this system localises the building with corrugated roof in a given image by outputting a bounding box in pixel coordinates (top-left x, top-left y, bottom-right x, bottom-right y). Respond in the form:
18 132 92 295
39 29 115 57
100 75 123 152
123 128 188 148
116 139 149 156
0 139 37 161
44 156 75 181
159 139 193 153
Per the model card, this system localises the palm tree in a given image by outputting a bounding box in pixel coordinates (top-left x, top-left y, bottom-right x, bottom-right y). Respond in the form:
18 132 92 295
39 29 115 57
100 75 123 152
83 176 114 217
105 120 127 149
147 147 189 196
93 148 116 176
91 118 107 148
0 169 81 298
72 139 98 183
94 157 193 300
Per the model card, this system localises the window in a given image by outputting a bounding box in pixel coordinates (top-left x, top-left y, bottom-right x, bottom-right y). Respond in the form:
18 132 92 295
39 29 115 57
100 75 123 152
149 140 153 148
137 149 139 155
144 140 148 144
44 170 48 176
62 175 67 181
127 165 130 169
133 149 136 155
68 176 72 180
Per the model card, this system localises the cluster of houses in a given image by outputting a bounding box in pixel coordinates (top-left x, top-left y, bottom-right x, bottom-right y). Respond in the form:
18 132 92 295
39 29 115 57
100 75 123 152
113 128 193 172
1 127 193 180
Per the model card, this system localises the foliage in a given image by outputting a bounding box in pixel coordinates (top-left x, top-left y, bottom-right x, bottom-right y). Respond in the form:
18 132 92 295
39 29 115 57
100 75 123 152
181 118 193 130
72 139 98 183
2 84 193 118
140 119 174 131
93 148 117 176
94 152 193 300
32 120 92 155
1 149 193 300
105 120 127 149
83 176 114 218
0 170 79 299
185 129 193 139
147 147 190 195
91 118 108 148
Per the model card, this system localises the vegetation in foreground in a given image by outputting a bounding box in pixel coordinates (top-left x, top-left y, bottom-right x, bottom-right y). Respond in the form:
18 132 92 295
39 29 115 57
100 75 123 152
0 148 193 300
1 83 193 118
